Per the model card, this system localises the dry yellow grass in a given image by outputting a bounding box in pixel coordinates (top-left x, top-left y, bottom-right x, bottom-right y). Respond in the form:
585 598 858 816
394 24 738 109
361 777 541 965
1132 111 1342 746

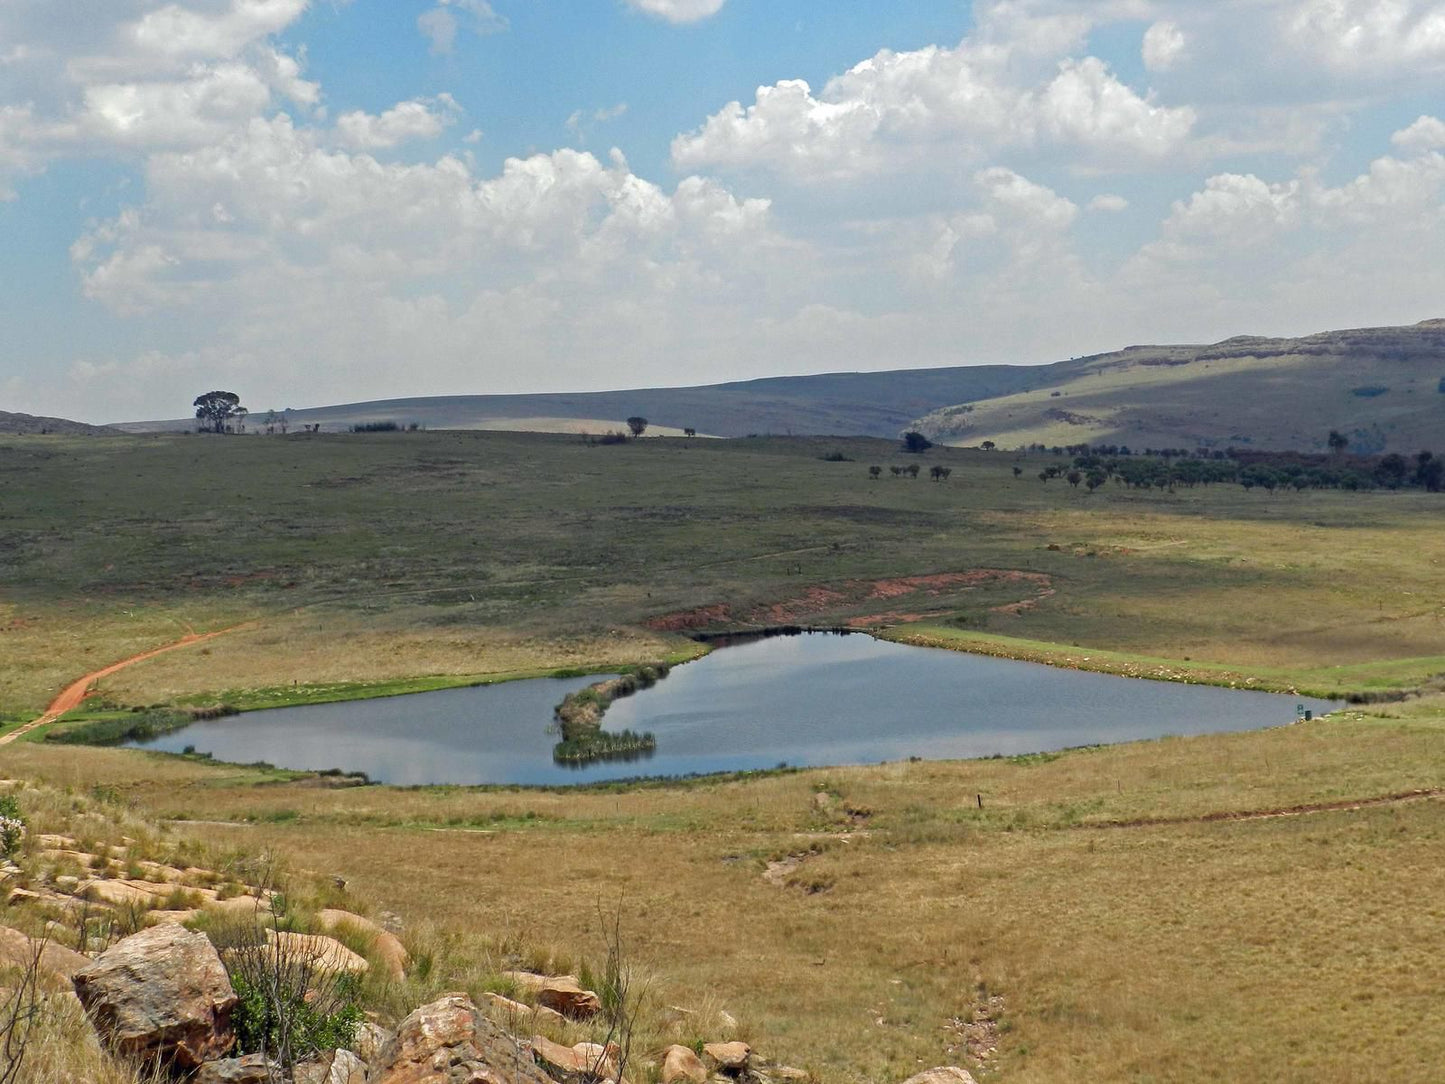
4 705 1444 1083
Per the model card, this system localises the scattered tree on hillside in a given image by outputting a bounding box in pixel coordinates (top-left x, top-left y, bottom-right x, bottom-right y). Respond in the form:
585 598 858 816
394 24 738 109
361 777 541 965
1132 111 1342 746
626 416 648 439
980 440 996 451
1327 429 1350 455
868 465 882 480
193 391 243 434
1376 452 1409 488
905 463 921 478
930 465 952 481
901 431 932 453
1013 465 1023 477
683 427 696 438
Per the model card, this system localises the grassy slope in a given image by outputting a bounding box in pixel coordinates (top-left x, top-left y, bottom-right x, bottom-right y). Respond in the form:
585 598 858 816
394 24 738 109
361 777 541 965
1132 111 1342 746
3 429 1444 715
915 320 1445 453
4 429 1445 1080
112 365 1059 438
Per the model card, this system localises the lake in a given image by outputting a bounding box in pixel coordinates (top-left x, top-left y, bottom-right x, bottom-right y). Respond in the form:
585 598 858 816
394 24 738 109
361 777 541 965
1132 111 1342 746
127 632 1339 786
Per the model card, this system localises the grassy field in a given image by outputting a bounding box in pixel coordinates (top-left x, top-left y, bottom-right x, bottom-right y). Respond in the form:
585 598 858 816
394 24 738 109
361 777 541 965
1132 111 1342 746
3 429 1445 1081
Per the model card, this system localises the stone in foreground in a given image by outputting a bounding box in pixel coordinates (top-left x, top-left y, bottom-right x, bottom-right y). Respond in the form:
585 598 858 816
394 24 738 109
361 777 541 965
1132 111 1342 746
193 1054 280 1083
703 1041 752 1072
900 1069 978 1084
72 924 237 1069
662 1043 709 1084
295 1048 369 1084
370 992 553 1084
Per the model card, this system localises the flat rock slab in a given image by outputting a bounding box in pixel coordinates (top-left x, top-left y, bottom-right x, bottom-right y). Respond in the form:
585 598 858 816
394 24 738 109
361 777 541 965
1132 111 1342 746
266 929 369 975
193 1054 280 1083
317 908 409 980
73 924 237 1069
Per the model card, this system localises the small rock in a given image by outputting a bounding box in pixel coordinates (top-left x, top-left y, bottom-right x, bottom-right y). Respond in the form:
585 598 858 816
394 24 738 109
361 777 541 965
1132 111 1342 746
662 1044 709 1084
537 976 602 1020
193 1054 279 1084
295 1048 368 1084
370 992 553 1084
703 1041 751 1072
900 1069 978 1084
485 991 566 1026
350 1020 394 1064
73 925 237 1070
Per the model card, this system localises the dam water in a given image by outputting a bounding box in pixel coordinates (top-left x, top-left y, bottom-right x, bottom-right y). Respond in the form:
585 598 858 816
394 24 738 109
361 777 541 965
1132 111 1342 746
126 632 1339 786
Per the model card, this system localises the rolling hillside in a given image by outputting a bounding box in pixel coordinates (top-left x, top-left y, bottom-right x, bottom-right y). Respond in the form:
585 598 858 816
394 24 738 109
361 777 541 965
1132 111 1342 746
914 320 1445 454
113 319 1445 451
113 365 1057 438
0 410 121 436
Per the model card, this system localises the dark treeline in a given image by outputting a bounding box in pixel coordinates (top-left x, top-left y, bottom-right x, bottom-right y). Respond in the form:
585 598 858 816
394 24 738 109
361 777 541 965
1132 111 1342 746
1022 440 1444 493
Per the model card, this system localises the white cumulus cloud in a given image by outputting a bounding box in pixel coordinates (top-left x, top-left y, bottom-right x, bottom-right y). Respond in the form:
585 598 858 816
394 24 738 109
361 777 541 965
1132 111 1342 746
624 0 727 25
417 0 507 55
1142 20 1186 71
334 96 461 150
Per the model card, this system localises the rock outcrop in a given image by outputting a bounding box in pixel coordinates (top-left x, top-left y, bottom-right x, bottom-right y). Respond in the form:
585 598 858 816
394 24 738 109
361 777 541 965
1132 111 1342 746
704 1040 752 1072
72 924 237 1069
370 993 553 1084
662 1043 709 1084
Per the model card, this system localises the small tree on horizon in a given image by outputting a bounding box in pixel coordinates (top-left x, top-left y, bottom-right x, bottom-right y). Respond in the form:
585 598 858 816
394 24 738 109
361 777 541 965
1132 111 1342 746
901 431 932 454
626 416 648 439
1327 429 1350 455
193 391 243 434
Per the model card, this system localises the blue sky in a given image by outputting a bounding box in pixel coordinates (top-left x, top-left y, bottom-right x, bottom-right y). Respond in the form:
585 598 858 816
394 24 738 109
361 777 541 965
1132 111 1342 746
1 0 1443 422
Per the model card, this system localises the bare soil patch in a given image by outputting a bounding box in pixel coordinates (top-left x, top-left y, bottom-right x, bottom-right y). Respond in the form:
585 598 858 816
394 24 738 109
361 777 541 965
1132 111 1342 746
645 570 1054 632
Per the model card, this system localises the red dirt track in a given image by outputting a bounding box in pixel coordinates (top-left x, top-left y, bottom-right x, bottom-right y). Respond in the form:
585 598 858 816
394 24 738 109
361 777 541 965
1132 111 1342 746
0 625 249 746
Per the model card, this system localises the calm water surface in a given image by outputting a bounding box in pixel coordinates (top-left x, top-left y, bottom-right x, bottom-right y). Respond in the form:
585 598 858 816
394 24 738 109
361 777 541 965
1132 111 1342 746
128 633 1339 786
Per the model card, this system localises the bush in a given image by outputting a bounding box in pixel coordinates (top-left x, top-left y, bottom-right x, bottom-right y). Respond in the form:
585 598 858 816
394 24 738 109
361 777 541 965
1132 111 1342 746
0 795 24 858
349 421 399 432
1350 385 1389 398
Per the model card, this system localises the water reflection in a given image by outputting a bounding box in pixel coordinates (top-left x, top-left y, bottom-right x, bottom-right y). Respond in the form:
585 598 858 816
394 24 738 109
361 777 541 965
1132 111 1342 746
129 633 1339 786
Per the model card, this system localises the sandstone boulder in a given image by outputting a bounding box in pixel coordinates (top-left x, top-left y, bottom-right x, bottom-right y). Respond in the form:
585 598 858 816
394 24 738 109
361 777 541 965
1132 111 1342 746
317 908 409 980
370 992 553 1084
900 1070 978 1084
0 925 91 987
193 1054 279 1083
537 977 601 1020
295 1048 369 1084
266 929 369 976
703 1041 751 1072
502 970 602 1019
662 1044 708 1084
351 1020 395 1064
485 991 566 1026
73 924 236 1069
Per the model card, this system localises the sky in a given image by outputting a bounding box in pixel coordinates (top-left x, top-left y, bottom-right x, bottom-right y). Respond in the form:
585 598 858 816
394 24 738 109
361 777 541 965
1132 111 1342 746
1 1 1443 423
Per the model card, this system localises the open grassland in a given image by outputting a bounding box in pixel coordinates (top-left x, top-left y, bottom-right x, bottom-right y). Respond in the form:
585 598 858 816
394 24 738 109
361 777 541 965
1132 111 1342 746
5 705 1445 1083
3 430 1444 718
4 429 1445 1080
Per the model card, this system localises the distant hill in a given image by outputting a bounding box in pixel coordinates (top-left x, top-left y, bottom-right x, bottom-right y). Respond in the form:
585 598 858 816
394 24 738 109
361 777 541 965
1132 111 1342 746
113 365 1058 439
114 319 1445 451
913 320 1445 454
0 410 121 436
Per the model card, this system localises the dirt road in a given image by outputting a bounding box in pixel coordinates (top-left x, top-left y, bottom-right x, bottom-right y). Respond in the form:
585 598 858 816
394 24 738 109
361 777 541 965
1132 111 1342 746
0 625 247 746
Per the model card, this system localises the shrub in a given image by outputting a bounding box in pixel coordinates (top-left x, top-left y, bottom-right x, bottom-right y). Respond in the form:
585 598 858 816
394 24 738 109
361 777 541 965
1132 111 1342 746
1350 385 1389 398
349 421 399 432
0 796 24 859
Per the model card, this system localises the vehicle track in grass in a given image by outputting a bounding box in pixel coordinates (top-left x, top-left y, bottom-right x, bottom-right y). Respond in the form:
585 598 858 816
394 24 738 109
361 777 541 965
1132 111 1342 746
0 624 251 746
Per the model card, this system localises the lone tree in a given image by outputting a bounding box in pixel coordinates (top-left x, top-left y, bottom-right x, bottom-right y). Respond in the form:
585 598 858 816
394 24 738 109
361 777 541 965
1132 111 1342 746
1327 429 1350 455
193 391 243 434
626 416 648 439
901 431 933 453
